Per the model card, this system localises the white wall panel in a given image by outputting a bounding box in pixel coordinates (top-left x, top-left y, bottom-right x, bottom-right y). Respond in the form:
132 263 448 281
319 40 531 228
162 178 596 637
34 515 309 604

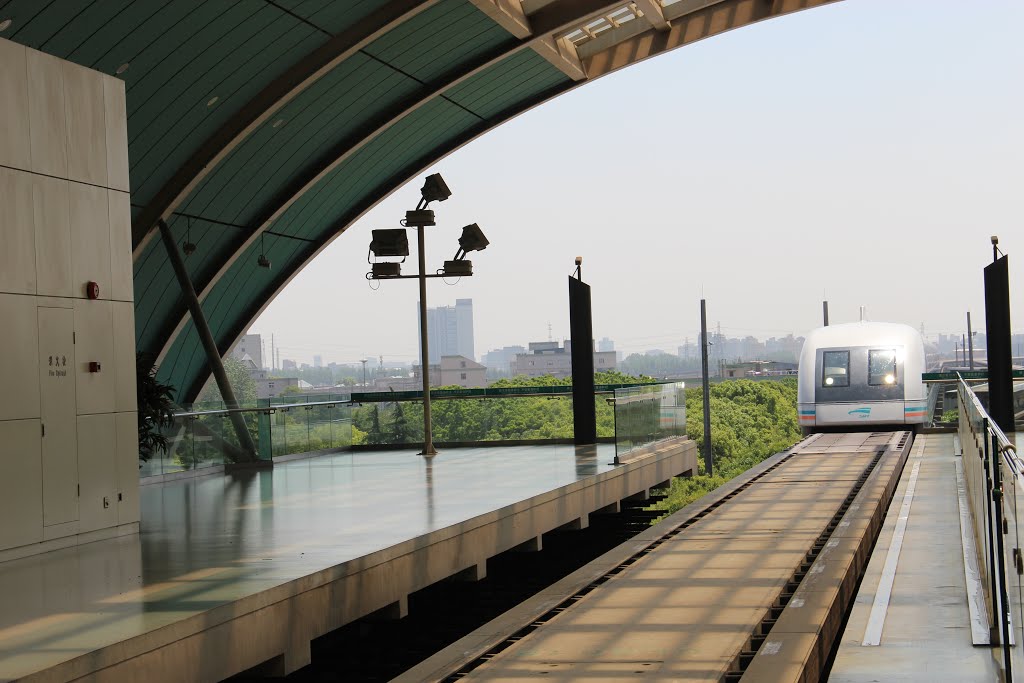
115 411 139 525
74 299 115 415
38 307 79 527
26 49 68 179
108 190 133 303
69 182 111 300
77 413 117 533
62 62 107 187
0 419 43 551
33 175 73 298
103 78 129 193
0 294 40 421
0 38 31 171
112 301 136 412
0 167 36 295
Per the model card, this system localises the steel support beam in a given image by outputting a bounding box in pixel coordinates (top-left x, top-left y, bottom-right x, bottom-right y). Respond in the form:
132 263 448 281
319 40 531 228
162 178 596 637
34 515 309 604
467 0 532 38
632 0 671 30
158 220 258 460
131 0 440 255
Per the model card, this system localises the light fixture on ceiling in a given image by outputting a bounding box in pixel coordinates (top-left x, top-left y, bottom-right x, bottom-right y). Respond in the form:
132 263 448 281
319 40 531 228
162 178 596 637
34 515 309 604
0 19 11 32
182 217 197 256
257 232 271 269
207 96 219 107
115 63 130 75
272 118 286 128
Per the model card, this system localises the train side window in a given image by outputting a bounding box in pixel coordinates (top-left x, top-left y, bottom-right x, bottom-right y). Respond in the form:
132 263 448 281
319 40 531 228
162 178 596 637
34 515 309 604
822 351 849 387
869 349 897 385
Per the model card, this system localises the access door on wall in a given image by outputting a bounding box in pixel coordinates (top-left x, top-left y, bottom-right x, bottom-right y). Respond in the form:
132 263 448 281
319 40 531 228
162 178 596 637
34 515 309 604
38 306 78 527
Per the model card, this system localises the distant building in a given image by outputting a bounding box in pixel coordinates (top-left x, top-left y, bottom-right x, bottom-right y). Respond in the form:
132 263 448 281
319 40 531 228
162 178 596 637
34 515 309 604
281 358 297 371
257 377 312 400
721 360 797 379
482 345 526 377
597 337 615 353
313 355 323 368
382 355 486 390
419 298 475 363
231 333 263 370
510 341 616 379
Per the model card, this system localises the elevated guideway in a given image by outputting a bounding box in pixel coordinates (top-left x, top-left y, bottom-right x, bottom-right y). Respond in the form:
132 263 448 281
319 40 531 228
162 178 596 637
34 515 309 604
400 431 913 682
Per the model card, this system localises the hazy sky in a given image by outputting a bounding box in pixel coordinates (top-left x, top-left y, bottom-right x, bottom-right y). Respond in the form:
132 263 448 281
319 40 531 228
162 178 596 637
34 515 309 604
250 0 1024 366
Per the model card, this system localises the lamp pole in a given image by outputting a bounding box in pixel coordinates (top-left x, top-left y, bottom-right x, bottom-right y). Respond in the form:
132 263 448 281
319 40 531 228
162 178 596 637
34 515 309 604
417 224 437 456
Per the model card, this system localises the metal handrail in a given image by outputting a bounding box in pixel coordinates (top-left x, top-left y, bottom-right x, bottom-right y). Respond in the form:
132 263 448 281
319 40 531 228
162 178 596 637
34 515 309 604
958 374 1016 679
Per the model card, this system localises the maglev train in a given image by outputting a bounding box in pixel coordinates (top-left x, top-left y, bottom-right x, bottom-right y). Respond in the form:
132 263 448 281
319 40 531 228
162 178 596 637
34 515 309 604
797 321 927 432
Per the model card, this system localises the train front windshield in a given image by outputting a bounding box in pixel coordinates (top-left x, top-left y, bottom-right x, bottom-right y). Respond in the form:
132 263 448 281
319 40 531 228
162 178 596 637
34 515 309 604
868 349 897 385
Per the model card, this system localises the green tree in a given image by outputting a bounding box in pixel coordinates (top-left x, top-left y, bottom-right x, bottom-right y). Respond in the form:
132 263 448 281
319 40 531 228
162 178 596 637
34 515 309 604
195 356 257 408
391 401 412 443
366 405 385 445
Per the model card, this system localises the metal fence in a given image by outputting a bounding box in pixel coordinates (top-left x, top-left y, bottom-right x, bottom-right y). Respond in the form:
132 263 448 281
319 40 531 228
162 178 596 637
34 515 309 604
958 376 1019 677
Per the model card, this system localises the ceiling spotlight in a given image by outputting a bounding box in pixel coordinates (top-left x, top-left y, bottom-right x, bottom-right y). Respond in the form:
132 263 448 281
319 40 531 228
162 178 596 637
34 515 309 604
0 19 11 32
420 173 451 204
257 232 271 268
207 96 219 107
115 63 130 75
452 223 488 260
183 241 197 256
272 118 286 128
369 228 409 258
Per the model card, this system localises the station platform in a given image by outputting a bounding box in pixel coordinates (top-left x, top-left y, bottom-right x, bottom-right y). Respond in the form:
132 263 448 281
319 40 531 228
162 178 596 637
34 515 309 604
0 441 694 682
829 432 1002 681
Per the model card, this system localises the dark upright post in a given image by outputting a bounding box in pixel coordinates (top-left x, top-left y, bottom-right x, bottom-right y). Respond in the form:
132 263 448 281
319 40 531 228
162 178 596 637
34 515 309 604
700 299 713 476
823 300 829 327
569 275 596 445
158 219 257 460
984 255 1014 432
967 311 975 370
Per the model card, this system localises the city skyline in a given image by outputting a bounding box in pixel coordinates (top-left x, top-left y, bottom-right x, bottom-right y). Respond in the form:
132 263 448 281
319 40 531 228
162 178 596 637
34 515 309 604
249 1 1023 368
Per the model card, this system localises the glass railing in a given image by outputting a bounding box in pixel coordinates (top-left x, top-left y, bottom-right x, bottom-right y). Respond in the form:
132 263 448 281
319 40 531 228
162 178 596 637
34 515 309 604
612 382 687 464
957 376 1019 677
140 384 678 478
349 395 615 446
140 399 353 478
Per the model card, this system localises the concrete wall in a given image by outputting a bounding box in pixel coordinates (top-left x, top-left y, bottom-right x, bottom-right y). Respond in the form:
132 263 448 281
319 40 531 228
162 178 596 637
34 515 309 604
0 37 138 558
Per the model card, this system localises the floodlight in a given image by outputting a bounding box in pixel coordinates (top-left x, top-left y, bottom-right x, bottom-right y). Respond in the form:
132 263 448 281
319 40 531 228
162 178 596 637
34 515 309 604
575 256 582 266
257 254 271 269
452 223 488 260
991 235 999 245
442 260 473 277
183 241 197 256
369 228 409 258
372 262 401 278
420 173 451 204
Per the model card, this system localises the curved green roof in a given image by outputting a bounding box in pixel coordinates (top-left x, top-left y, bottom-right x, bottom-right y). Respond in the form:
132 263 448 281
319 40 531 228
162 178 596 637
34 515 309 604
0 0 835 401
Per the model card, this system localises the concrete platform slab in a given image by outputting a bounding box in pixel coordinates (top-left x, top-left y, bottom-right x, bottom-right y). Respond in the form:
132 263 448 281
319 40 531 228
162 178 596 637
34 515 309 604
0 441 694 682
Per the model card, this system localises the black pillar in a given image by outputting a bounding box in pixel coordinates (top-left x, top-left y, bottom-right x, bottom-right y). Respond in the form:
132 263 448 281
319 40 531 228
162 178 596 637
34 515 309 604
984 255 1014 432
700 299 713 475
569 276 596 445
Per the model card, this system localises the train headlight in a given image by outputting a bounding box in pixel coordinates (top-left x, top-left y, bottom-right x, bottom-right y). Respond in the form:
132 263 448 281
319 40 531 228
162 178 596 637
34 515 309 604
825 377 834 386
884 374 895 384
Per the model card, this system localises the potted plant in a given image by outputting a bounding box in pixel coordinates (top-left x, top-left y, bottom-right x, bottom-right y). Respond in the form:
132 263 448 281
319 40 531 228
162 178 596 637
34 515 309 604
137 353 177 462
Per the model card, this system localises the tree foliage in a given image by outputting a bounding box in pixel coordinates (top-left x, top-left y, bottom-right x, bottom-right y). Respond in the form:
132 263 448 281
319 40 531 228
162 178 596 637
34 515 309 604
195 356 258 407
648 378 801 520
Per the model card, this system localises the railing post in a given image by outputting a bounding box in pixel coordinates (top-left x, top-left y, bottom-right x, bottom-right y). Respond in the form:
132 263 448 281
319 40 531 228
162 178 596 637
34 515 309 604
984 416 1000 645
992 431 1014 676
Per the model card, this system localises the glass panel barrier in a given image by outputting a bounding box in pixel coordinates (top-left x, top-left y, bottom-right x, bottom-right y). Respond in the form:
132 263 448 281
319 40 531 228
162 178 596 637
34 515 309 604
612 382 686 463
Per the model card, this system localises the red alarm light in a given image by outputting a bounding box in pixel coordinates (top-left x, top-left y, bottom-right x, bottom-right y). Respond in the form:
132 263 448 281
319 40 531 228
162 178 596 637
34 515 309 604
86 281 100 300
